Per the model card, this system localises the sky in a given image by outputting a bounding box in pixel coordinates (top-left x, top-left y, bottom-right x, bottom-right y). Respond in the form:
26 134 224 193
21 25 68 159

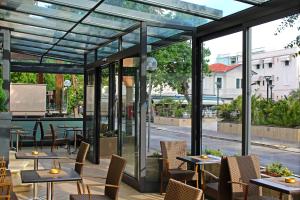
204 19 300 63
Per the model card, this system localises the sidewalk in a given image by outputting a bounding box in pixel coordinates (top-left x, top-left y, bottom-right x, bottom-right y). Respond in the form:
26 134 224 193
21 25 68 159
151 123 300 154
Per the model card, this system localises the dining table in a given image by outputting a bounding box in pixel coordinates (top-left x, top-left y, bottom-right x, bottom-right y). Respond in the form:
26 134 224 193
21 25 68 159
21 168 81 200
250 177 300 200
57 125 83 154
16 152 67 200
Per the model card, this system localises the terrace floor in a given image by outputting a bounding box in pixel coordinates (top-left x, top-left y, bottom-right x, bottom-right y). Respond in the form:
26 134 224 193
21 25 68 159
10 147 163 200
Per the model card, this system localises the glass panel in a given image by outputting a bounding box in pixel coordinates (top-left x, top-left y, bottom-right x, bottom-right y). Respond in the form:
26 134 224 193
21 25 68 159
0 0 87 21
0 20 66 38
58 40 97 50
83 12 137 31
97 40 119 58
48 50 84 59
148 26 183 38
66 32 108 45
43 0 98 10
11 38 52 49
73 24 121 38
97 0 211 27
181 0 252 17
11 44 47 54
0 9 75 31
87 51 96 64
202 32 243 157
11 32 58 44
52 46 85 54
86 70 96 162
251 17 300 175
121 57 139 177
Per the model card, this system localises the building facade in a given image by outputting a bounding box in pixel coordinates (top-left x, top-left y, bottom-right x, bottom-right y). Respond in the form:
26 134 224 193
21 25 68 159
204 48 300 101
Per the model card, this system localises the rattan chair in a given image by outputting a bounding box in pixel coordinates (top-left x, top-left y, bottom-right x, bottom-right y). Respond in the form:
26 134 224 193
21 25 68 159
59 141 90 194
160 141 198 194
19 121 39 150
164 179 203 200
48 124 70 152
69 154 126 200
202 155 279 200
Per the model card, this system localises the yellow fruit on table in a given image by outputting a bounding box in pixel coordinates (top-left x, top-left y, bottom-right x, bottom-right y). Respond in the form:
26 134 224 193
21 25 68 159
200 155 208 159
49 168 60 174
285 177 296 183
32 151 39 155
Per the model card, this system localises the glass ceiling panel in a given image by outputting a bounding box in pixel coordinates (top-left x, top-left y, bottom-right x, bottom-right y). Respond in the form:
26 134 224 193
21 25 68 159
0 0 87 21
73 24 122 38
83 12 137 31
11 32 58 44
0 9 74 31
52 46 85 54
39 0 99 10
147 26 184 38
11 45 47 54
11 38 52 49
48 50 84 59
97 0 211 27
65 32 108 45
0 20 66 38
58 40 97 50
181 0 252 16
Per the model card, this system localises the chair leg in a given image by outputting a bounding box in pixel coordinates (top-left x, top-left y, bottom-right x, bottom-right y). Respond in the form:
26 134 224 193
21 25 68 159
160 173 163 195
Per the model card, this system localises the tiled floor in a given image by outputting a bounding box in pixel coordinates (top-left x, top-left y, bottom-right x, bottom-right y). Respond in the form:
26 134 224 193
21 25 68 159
10 147 163 200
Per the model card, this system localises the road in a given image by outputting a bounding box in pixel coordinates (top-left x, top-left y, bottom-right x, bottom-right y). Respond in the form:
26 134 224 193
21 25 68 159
148 124 300 175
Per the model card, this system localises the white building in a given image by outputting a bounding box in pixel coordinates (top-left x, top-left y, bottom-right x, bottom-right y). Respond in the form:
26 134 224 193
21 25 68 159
203 48 300 101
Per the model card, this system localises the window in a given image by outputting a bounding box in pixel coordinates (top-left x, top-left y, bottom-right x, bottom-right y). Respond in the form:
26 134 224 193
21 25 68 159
269 80 272 85
230 56 237 64
269 63 273 68
262 64 264 69
285 60 290 66
257 81 260 86
236 79 240 89
217 77 222 89
262 80 265 86
256 64 260 69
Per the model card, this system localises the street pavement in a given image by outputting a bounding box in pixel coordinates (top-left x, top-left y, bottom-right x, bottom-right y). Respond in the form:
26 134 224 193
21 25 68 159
147 122 300 175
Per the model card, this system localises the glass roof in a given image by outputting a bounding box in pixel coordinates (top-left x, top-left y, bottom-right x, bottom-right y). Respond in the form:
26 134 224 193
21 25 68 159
0 0 271 64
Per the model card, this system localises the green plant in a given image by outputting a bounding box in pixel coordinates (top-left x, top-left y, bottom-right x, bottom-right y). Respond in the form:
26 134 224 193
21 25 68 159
266 162 293 177
0 79 7 112
204 148 223 157
149 151 161 158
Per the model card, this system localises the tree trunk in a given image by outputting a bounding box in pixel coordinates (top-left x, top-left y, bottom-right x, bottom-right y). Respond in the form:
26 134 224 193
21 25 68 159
181 81 191 103
71 75 79 118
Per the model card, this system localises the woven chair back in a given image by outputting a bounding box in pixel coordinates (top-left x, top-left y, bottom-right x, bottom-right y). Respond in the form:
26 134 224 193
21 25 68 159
75 141 90 175
160 141 187 170
164 179 202 200
227 155 261 199
105 154 126 200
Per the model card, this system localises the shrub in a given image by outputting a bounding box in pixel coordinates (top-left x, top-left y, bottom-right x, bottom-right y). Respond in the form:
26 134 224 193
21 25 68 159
204 148 223 157
0 79 7 112
265 162 293 177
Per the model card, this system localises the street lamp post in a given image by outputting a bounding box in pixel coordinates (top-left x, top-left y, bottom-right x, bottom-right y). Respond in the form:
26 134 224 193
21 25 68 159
264 76 272 101
216 82 221 117
146 57 157 152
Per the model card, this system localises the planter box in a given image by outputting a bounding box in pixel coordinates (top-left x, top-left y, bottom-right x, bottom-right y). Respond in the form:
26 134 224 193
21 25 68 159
154 116 191 127
0 112 12 165
218 122 300 144
144 156 161 192
99 137 117 158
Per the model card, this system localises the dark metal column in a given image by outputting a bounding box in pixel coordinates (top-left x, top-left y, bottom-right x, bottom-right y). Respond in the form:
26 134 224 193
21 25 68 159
83 53 87 140
117 57 123 156
139 22 147 189
108 62 116 131
2 29 11 109
94 49 100 164
242 27 252 155
192 30 203 156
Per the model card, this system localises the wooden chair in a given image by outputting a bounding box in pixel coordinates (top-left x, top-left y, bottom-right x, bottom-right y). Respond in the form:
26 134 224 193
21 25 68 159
58 141 90 194
49 124 70 152
160 141 198 194
0 160 18 200
69 154 126 200
164 179 203 200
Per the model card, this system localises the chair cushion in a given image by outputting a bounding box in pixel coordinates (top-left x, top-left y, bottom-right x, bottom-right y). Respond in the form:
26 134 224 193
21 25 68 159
70 194 112 200
168 169 197 180
205 182 218 199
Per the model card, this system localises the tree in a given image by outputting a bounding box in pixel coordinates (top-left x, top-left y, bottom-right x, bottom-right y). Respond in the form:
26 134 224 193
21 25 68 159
150 41 210 103
275 14 300 56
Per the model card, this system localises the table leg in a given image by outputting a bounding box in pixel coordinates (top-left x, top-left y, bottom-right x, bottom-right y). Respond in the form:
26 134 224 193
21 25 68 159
16 133 19 152
47 182 54 200
33 159 38 200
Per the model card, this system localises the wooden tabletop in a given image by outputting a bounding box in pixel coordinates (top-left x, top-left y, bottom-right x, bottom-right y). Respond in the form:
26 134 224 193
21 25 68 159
176 155 221 165
250 177 300 195
15 152 67 160
21 168 81 183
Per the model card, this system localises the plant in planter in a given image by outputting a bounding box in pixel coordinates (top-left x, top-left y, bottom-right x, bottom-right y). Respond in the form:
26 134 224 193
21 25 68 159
265 162 293 177
146 152 162 184
0 79 7 112
204 148 224 157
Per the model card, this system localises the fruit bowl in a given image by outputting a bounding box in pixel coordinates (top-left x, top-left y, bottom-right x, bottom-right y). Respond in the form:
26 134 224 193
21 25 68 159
200 155 208 159
32 151 39 155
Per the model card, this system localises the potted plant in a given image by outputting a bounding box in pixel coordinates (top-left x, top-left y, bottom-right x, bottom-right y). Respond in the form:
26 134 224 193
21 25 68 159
264 162 293 177
0 79 12 165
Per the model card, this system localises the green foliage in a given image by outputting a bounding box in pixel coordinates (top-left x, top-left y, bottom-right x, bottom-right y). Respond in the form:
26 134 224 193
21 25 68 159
219 94 300 128
266 162 293 177
204 148 223 157
0 79 7 112
149 152 162 158
150 41 211 103
155 98 190 118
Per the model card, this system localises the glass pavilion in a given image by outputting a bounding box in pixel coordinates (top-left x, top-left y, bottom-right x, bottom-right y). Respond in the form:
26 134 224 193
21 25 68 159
0 0 299 192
